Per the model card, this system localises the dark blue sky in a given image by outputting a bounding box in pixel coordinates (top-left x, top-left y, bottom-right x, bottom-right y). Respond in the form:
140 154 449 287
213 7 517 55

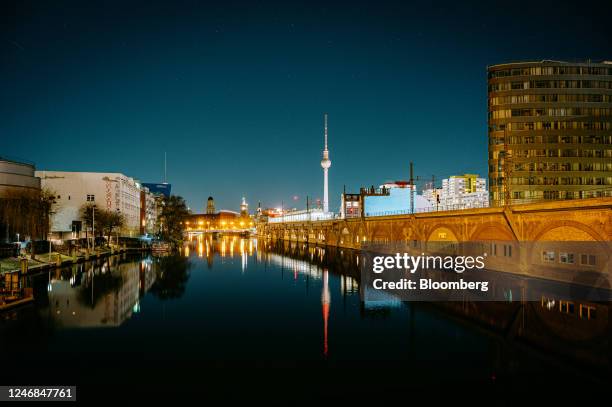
2 0 611 212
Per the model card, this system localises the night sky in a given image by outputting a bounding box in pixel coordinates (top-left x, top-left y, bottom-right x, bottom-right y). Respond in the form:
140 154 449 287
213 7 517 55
2 0 611 212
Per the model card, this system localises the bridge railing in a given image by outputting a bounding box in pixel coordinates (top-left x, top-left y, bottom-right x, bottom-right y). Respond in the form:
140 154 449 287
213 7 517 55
268 211 339 223
365 202 491 217
265 191 612 223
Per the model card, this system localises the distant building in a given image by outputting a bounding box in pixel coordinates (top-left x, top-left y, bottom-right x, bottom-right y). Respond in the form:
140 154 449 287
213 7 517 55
139 185 161 236
487 60 612 205
206 196 215 214
184 196 253 231
0 157 42 242
240 197 249 217
36 171 144 239
141 182 171 198
340 192 361 218
422 174 489 211
421 187 442 209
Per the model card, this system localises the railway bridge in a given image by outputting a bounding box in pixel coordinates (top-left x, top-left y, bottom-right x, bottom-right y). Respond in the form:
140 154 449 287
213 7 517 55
258 198 611 247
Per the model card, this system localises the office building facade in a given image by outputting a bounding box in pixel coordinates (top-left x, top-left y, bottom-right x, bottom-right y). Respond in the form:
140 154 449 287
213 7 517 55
487 60 612 206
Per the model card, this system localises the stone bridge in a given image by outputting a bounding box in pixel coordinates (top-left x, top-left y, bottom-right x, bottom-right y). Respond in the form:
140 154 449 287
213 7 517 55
258 198 611 247
258 198 611 285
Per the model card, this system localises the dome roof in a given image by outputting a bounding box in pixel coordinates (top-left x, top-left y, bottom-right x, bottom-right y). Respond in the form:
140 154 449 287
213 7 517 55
207 196 214 201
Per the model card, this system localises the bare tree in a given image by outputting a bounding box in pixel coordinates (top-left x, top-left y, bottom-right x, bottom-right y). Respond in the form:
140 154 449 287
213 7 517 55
0 187 57 248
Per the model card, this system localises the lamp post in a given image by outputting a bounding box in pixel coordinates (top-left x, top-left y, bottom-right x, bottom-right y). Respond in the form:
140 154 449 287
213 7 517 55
92 204 96 251
47 195 57 259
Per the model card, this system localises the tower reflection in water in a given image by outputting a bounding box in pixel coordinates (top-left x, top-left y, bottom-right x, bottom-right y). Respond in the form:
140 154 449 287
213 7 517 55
184 236 359 357
322 269 330 357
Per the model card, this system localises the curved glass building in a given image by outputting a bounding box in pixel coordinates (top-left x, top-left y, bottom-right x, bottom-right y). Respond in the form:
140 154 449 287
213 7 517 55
487 60 612 206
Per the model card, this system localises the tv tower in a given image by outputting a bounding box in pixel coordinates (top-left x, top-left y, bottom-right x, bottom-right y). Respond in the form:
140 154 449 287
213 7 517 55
320 113 331 213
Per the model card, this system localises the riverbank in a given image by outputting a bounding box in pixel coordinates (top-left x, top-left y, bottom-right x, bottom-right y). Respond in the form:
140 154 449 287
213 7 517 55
0 246 150 276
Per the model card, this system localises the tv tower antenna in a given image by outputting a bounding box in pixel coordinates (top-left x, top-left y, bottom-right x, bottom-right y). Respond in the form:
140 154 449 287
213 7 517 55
320 113 331 213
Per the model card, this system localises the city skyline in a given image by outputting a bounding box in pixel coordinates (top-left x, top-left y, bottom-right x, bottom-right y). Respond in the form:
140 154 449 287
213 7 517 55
2 0 611 211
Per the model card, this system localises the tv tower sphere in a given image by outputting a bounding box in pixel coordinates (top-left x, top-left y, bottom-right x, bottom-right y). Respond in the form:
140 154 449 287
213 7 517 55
321 113 331 212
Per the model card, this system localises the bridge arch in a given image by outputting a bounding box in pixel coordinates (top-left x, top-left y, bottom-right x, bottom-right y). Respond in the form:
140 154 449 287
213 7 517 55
368 224 390 243
532 220 603 242
426 225 460 243
470 222 515 241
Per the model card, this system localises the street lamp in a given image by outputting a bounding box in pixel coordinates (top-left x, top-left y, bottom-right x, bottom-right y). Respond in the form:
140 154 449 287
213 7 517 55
92 204 97 251
48 195 58 259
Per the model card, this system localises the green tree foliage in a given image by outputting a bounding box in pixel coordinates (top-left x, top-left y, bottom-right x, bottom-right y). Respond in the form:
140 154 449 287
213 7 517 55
157 195 189 247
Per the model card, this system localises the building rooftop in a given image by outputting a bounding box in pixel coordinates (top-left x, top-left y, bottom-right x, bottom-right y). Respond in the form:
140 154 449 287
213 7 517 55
487 59 612 69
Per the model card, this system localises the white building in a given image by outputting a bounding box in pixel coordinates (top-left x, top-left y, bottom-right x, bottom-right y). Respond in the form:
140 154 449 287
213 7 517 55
35 171 144 239
423 174 489 211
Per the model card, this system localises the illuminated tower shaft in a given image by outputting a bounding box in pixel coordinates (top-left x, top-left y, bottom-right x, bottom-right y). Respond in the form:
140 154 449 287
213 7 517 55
320 113 331 213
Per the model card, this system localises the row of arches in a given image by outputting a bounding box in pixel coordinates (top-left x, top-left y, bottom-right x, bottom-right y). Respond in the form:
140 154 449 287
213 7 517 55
261 217 606 248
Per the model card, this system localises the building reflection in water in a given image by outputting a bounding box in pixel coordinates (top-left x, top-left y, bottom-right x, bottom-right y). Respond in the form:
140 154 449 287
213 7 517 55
45 256 155 328
264 240 609 370
24 235 608 370
185 235 258 269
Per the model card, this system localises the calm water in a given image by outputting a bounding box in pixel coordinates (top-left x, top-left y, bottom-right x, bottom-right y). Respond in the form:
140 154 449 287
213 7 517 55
1 237 609 401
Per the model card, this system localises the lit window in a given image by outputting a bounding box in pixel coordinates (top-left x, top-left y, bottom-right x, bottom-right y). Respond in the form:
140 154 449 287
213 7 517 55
559 301 574 314
542 251 555 262
559 252 574 264
579 304 596 320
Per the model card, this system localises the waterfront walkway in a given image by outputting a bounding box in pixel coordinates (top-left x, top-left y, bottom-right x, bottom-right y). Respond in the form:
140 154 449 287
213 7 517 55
0 246 147 275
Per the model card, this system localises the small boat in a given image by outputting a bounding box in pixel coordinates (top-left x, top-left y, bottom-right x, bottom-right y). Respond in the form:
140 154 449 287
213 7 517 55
0 287 34 311
0 295 34 311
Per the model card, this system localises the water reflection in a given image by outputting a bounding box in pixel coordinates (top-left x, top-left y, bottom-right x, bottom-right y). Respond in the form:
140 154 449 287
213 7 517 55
45 256 153 328
148 255 191 300
265 240 609 371
184 234 256 269
1 236 608 380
